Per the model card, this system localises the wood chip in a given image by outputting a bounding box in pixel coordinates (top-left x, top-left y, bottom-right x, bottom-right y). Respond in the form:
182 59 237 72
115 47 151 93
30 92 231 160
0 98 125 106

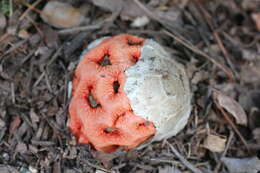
204 134 226 152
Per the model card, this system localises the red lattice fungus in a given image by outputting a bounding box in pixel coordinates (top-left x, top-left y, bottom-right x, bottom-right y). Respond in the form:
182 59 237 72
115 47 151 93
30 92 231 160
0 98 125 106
69 34 156 152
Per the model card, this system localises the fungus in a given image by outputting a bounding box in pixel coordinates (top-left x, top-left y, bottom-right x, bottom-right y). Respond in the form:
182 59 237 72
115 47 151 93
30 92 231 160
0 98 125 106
69 34 191 152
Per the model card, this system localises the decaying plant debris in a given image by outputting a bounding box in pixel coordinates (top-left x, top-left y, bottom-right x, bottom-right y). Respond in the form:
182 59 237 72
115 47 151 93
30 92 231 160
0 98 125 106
0 0 260 172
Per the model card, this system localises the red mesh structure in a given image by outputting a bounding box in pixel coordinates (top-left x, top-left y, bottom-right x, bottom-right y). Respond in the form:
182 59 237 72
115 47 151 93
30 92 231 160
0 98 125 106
69 34 156 152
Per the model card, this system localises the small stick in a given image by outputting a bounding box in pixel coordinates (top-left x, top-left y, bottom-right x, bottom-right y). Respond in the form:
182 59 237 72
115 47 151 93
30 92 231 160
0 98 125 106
19 0 42 21
31 140 56 146
81 160 112 173
3 39 28 56
57 24 101 35
213 131 234 173
163 30 235 81
194 0 237 79
166 140 203 173
133 0 234 81
11 82 15 103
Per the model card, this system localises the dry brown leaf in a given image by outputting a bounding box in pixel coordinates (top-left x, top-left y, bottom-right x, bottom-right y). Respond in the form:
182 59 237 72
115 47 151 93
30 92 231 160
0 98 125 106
204 134 226 152
18 30 30 40
41 1 86 28
214 91 248 126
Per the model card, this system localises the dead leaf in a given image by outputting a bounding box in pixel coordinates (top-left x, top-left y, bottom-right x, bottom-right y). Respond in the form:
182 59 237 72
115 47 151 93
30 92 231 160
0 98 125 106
30 109 39 123
41 1 86 28
214 91 248 126
15 142 27 154
252 13 260 31
221 157 260 173
18 30 30 40
204 134 226 152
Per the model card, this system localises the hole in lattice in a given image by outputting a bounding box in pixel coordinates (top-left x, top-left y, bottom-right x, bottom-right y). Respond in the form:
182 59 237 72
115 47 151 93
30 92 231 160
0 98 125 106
101 145 119 152
99 55 111 66
104 127 118 134
132 56 138 63
113 81 120 93
88 90 100 108
139 121 151 127
127 39 143 46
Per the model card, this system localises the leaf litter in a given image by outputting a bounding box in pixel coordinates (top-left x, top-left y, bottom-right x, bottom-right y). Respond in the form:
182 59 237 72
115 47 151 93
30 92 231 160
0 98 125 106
0 0 260 172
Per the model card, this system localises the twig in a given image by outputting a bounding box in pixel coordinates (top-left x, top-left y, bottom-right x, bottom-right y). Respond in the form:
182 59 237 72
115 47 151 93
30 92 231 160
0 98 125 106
57 24 101 35
3 39 28 56
214 131 234 173
33 71 45 88
163 30 235 81
31 140 56 146
212 91 249 151
223 31 260 48
81 160 112 173
133 0 160 21
47 45 63 66
11 82 15 104
9 0 13 17
25 15 44 38
15 0 44 15
44 71 53 93
19 0 42 21
133 0 235 81
165 140 203 173
0 33 9 44
194 0 237 79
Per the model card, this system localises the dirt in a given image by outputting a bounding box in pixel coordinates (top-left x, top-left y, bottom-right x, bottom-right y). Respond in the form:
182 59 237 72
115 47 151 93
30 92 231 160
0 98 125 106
0 0 260 173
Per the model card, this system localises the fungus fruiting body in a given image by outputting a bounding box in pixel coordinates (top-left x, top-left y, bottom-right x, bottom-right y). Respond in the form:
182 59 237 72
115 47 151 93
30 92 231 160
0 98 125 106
69 34 191 152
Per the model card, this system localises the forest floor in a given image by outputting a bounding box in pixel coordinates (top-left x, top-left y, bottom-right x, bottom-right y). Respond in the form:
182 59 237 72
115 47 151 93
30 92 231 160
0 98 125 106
0 0 260 173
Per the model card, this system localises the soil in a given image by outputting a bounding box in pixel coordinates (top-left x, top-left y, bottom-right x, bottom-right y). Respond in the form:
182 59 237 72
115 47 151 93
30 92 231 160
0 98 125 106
0 0 260 173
